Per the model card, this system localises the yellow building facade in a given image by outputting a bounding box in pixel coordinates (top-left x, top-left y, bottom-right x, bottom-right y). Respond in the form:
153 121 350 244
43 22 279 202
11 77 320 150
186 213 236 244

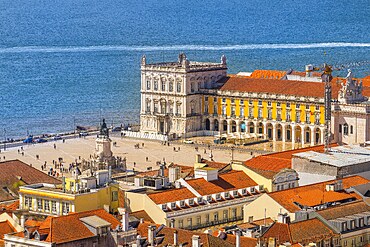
203 94 326 146
19 179 119 216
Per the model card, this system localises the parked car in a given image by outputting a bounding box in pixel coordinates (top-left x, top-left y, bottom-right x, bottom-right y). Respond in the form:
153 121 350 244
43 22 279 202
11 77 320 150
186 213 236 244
79 131 88 137
23 136 34 143
36 138 48 143
53 135 62 140
183 139 194 144
112 126 122 132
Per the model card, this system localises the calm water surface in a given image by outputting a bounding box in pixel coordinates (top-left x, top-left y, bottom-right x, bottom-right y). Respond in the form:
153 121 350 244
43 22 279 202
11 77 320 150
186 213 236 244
0 0 369 138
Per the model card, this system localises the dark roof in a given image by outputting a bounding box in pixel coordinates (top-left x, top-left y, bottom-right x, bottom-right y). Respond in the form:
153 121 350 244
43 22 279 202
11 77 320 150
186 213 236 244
0 160 60 202
317 201 370 220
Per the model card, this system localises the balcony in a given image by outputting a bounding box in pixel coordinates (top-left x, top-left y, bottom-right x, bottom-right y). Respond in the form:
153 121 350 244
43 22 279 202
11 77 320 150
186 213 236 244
182 216 243 231
213 113 218 117
276 116 282 121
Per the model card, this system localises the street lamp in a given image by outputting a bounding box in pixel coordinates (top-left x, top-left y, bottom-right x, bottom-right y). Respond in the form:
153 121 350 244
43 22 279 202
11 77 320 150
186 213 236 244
3 128 6 151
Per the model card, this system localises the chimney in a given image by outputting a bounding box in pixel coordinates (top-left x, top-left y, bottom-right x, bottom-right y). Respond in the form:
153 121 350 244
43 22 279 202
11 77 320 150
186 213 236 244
159 164 165 177
277 213 290 224
135 235 142 247
170 219 175 228
148 225 156 246
192 235 200 247
169 166 180 183
140 218 144 224
235 231 241 247
174 230 178 246
108 165 112 182
305 64 313 77
121 208 129 231
20 215 25 228
195 154 202 163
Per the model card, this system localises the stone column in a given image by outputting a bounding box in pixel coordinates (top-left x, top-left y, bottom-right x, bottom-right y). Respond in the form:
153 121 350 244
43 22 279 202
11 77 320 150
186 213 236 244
236 120 241 133
263 122 268 139
320 127 325 144
301 125 305 146
310 126 315 146
210 118 214 131
272 123 277 141
282 124 286 142
253 121 258 135
227 119 232 134
292 125 296 146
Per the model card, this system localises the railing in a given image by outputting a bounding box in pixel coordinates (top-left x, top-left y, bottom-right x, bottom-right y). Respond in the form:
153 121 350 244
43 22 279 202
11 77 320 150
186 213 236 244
183 216 243 230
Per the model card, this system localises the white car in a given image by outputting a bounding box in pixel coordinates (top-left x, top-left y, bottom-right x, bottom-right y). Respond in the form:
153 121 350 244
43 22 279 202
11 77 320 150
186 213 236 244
183 139 194 144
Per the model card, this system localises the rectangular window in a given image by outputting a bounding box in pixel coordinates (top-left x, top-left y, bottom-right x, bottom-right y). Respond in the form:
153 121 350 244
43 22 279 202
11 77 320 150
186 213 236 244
161 81 166 91
240 99 244 105
344 124 349 135
267 101 272 106
205 214 209 223
213 105 217 116
296 111 301 122
240 107 244 117
286 111 291 121
51 201 57 213
216 194 221 200
205 96 208 101
222 105 226 116
37 199 42 211
112 191 118 201
146 80 151 90
232 208 237 218
231 106 236 117
44 200 50 212
249 100 253 105
258 100 262 106
223 210 228 220
315 105 320 110
178 220 183 228
249 107 253 118
180 201 185 207
24 196 32 208
214 212 219 221
296 104 300 109
154 80 158 91
258 108 262 118
204 104 209 114
187 218 192 227
277 102 281 107
306 104 310 109
222 98 226 103
339 124 342 133
350 125 353 134
231 99 235 104
286 102 290 108
177 82 181 93
62 202 70 214
196 216 201 225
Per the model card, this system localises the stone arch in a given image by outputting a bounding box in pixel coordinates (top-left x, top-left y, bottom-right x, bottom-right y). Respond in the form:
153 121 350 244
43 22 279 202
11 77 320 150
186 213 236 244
231 120 237 133
240 121 246 132
266 123 273 140
285 125 292 141
294 125 302 143
214 119 219 131
276 123 283 141
304 126 311 143
222 120 228 132
315 127 321 144
258 122 264 135
248 122 255 134
205 119 211 131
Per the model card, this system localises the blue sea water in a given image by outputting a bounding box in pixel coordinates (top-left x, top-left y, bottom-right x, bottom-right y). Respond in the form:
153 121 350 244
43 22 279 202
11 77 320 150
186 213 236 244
0 0 369 139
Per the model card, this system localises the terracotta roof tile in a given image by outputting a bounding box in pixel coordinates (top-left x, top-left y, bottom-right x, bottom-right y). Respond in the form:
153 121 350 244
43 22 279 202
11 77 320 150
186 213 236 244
0 220 16 240
249 70 286 79
0 160 60 202
219 76 370 98
136 222 234 247
130 210 154 223
289 218 337 243
148 187 196 205
268 176 368 212
261 222 291 244
186 170 258 196
317 200 370 220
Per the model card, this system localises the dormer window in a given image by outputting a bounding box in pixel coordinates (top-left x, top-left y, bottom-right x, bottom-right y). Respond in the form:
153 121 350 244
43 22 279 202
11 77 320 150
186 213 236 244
250 187 255 193
242 189 247 195
180 200 185 207
233 191 238 197
162 204 167 210
224 192 229 198
171 202 176 209
197 197 203 204
189 199 194 205
216 194 221 200
207 195 212 202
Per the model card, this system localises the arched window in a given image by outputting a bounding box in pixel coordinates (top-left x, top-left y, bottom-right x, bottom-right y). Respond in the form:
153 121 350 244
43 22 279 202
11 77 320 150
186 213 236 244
161 79 166 91
169 81 173 92
146 79 151 90
154 80 158 91
343 123 349 135
177 82 181 93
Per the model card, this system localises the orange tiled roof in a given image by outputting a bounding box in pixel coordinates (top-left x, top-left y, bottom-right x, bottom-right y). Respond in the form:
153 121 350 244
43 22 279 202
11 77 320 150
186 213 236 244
148 187 196 204
219 76 370 98
186 170 257 196
241 145 337 179
0 220 16 241
130 210 154 223
289 218 337 243
268 176 368 212
238 217 274 229
0 160 61 202
261 222 291 244
249 70 286 79
137 222 234 247
262 218 337 245
363 75 370 87
317 200 370 220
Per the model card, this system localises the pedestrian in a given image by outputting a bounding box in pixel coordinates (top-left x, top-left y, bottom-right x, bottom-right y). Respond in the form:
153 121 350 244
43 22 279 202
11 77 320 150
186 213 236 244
204 149 207 154
146 157 148 162
18 149 20 153
173 147 176 151
133 162 136 167
36 154 39 159
142 143 144 147
3 156 5 160
167 142 170 146
21 147 23 151
63 139 65 143
22 152 24 156
53 143 56 149
178 147 180 151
